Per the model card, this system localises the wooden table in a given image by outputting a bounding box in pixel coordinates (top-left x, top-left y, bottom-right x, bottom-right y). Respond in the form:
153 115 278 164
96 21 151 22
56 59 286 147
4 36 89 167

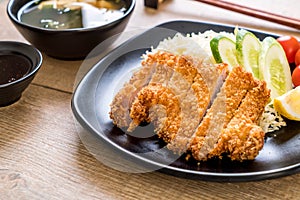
1 0 300 199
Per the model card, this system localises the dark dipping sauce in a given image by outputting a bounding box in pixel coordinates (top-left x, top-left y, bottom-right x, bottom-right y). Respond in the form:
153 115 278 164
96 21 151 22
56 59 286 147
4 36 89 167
0 53 32 85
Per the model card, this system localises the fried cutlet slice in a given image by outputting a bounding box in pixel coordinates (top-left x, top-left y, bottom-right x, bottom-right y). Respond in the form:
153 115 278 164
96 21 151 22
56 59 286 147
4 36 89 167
195 63 228 105
208 81 270 161
110 52 183 129
129 83 181 142
127 52 177 132
128 52 228 153
167 63 228 153
128 52 204 143
110 60 156 128
127 63 175 131
110 51 182 129
190 66 258 161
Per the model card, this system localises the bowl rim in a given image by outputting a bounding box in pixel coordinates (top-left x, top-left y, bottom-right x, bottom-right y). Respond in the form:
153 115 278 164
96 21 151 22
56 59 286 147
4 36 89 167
0 41 43 88
7 0 136 33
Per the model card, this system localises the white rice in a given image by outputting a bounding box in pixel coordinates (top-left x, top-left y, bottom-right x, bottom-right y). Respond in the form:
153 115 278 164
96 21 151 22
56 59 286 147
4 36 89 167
146 30 235 63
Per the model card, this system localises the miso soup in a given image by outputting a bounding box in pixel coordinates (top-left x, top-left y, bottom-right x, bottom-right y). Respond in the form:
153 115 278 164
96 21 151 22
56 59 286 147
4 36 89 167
18 0 128 30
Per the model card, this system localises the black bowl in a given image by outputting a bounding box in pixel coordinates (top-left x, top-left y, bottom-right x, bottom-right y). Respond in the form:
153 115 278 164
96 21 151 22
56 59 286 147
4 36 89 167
0 41 42 107
7 0 136 60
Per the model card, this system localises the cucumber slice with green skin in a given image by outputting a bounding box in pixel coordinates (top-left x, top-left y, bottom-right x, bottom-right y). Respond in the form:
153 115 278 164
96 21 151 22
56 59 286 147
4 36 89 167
210 35 238 70
259 37 293 99
236 29 261 79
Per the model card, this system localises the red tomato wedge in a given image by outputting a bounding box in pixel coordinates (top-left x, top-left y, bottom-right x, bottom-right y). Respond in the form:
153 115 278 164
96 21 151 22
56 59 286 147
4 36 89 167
292 65 300 87
295 49 300 66
277 36 300 63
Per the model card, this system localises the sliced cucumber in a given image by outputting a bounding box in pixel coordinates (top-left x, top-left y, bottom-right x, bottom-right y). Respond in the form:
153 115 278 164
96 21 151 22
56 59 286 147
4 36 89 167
236 29 261 79
259 37 293 99
210 35 239 70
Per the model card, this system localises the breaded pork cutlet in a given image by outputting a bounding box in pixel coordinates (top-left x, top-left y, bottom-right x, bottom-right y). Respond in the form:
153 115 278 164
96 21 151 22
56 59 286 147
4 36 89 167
110 51 269 162
110 59 156 128
129 83 181 142
127 52 227 153
127 52 178 132
208 81 270 161
129 52 204 144
190 66 258 161
167 62 228 154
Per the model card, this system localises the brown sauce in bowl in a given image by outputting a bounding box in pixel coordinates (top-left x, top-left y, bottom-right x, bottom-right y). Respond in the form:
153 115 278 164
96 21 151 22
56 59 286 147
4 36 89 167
0 53 32 85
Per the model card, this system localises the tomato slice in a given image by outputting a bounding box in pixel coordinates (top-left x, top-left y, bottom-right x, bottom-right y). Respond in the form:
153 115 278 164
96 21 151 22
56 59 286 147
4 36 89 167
292 65 300 87
277 36 300 63
295 49 300 66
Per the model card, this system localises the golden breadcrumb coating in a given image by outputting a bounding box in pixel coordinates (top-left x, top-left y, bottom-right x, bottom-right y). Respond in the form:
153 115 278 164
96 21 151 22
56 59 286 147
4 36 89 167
143 51 211 116
215 116 265 161
129 51 228 153
109 60 156 127
209 81 270 161
129 83 181 143
110 83 136 127
190 66 258 161
137 52 210 151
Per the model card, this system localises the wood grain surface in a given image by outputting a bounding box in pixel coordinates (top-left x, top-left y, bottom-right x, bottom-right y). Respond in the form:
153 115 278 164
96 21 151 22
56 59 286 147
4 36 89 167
1 0 300 199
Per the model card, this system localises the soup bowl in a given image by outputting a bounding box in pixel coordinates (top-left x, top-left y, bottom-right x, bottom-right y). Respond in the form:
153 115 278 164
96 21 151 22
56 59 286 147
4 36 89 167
0 41 42 107
7 0 136 60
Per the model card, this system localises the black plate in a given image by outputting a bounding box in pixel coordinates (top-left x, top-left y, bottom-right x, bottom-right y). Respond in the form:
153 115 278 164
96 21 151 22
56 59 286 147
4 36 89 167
72 20 300 182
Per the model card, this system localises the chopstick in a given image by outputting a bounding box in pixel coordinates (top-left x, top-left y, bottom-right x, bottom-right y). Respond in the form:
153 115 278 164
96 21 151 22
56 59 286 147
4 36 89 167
195 0 300 30
144 0 165 9
144 0 159 9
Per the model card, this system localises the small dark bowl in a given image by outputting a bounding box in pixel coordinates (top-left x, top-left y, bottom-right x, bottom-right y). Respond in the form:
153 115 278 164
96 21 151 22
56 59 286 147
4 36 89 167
7 0 135 60
0 41 42 107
